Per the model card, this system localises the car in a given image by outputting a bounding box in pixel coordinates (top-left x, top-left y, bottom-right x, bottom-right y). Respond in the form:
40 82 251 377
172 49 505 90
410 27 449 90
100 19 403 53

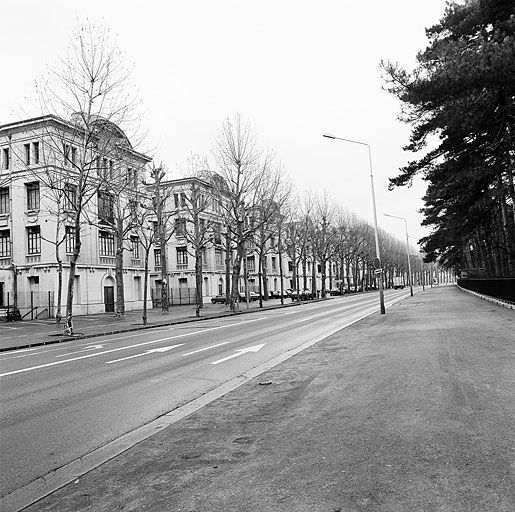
211 294 226 304
248 291 260 301
270 290 289 299
291 289 315 301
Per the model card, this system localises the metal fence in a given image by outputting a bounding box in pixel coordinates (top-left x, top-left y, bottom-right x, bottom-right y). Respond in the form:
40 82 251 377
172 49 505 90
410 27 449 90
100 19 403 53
2 291 55 320
150 287 198 307
457 278 515 303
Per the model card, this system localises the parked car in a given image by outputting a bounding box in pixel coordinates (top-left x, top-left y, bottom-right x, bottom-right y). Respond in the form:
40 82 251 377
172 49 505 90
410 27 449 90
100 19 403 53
291 289 315 301
269 289 291 299
211 294 227 304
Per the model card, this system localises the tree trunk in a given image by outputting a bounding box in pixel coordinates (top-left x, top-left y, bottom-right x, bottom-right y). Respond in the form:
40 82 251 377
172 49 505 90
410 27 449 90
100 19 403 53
56 258 63 323
302 256 307 290
311 257 316 297
278 229 284 305
115 219 125 318
64 214 82 335
321 258 327 297
195 251 203 314
261 251 268 301
160 233 168 312
258 253 263 308
230 239 244 312
55 222 62 323
142 246 150 325
225 233 231 305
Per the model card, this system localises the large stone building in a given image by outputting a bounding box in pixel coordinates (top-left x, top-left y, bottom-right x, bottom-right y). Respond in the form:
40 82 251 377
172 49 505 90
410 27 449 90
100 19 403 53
0 115 151 317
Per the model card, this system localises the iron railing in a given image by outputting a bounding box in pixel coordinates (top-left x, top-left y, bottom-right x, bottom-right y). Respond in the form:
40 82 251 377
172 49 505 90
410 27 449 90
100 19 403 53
457 278 515 303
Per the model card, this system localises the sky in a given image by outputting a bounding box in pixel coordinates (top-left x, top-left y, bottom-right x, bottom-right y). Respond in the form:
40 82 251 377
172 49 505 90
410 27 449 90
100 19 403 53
1 0 450 250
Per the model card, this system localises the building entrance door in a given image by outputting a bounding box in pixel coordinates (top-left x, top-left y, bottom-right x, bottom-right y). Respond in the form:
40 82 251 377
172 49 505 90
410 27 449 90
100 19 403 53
104 286 114 312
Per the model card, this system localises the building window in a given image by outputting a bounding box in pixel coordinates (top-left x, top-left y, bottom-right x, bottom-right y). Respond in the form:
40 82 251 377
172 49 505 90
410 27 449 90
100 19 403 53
109 160 114 179
247 255 255 272
271 256 277 270
33 142 40 164
154 248 161 266
98 191 114 223
128 168 137 187
175 217 186 237
288 261 294 272
99 230 115 256
317 264 322 273
26 182 40 210
176 246 188 266
71 146 77 166
2 148 9 170
0 229 10 257
63 183 77 211
27 226 41 254
270 237 276 249
213 222 222 244
180 192 187 207
24 143 31 165
64 144 70 166
215 248 223 266
173 193 179 209
131 235 140 259
65 226 75 254
0 187 9 214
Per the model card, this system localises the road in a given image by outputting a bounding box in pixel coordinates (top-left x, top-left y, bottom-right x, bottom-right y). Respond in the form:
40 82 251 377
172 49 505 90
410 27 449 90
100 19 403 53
0 290 408 498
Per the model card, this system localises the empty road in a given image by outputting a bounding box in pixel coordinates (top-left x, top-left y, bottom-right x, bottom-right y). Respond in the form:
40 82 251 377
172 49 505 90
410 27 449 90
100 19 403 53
1 290 408 498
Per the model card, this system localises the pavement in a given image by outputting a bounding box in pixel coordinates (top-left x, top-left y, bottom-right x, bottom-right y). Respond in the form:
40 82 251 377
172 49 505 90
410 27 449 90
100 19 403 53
7 286 515 511
0 297 299 352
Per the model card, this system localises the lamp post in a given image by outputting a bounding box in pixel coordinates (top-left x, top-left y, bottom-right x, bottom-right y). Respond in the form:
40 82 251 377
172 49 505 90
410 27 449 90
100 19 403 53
323 133 385 315
384 213 413 297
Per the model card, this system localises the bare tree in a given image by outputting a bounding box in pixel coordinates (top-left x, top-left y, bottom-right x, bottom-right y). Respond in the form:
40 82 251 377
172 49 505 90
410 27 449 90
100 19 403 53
34 21 144 334
149 164 176 313
211 114 279 312
131 188 156 325
176 155 213 315
253 167 290 307
312 191 336 297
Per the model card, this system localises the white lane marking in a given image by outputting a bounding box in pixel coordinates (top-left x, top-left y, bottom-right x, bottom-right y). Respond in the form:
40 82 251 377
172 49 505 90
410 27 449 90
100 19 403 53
0 317 263 378
106 344 184 364
182 342 229 356
211 343 266 365
55 345 104 358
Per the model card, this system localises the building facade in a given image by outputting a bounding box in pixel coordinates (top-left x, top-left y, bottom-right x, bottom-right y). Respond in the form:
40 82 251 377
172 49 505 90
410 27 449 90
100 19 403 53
0 115 331 320
0 115 151 317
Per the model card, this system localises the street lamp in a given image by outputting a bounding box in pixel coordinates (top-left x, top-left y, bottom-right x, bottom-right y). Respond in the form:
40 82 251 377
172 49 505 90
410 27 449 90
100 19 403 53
384 213 413 297
323 133 385 315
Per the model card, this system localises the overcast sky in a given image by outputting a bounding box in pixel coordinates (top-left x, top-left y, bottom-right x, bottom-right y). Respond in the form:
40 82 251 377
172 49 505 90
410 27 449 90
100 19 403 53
1 0 449 248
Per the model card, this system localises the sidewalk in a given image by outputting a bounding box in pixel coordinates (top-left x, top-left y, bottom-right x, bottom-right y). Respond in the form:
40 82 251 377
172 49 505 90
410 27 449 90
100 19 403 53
20 286 515 511
0 298 298 352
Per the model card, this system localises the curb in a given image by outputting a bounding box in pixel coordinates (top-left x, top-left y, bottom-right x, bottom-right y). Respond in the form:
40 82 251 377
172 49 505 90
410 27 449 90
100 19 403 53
0 293 409 512
0 300 307 353
457 285 515 310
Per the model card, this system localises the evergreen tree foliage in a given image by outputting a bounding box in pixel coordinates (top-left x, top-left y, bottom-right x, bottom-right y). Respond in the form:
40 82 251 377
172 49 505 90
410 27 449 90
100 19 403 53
382 0 515 275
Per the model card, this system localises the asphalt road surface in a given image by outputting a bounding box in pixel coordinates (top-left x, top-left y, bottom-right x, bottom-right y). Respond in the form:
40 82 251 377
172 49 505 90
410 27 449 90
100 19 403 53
0 290 408 498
